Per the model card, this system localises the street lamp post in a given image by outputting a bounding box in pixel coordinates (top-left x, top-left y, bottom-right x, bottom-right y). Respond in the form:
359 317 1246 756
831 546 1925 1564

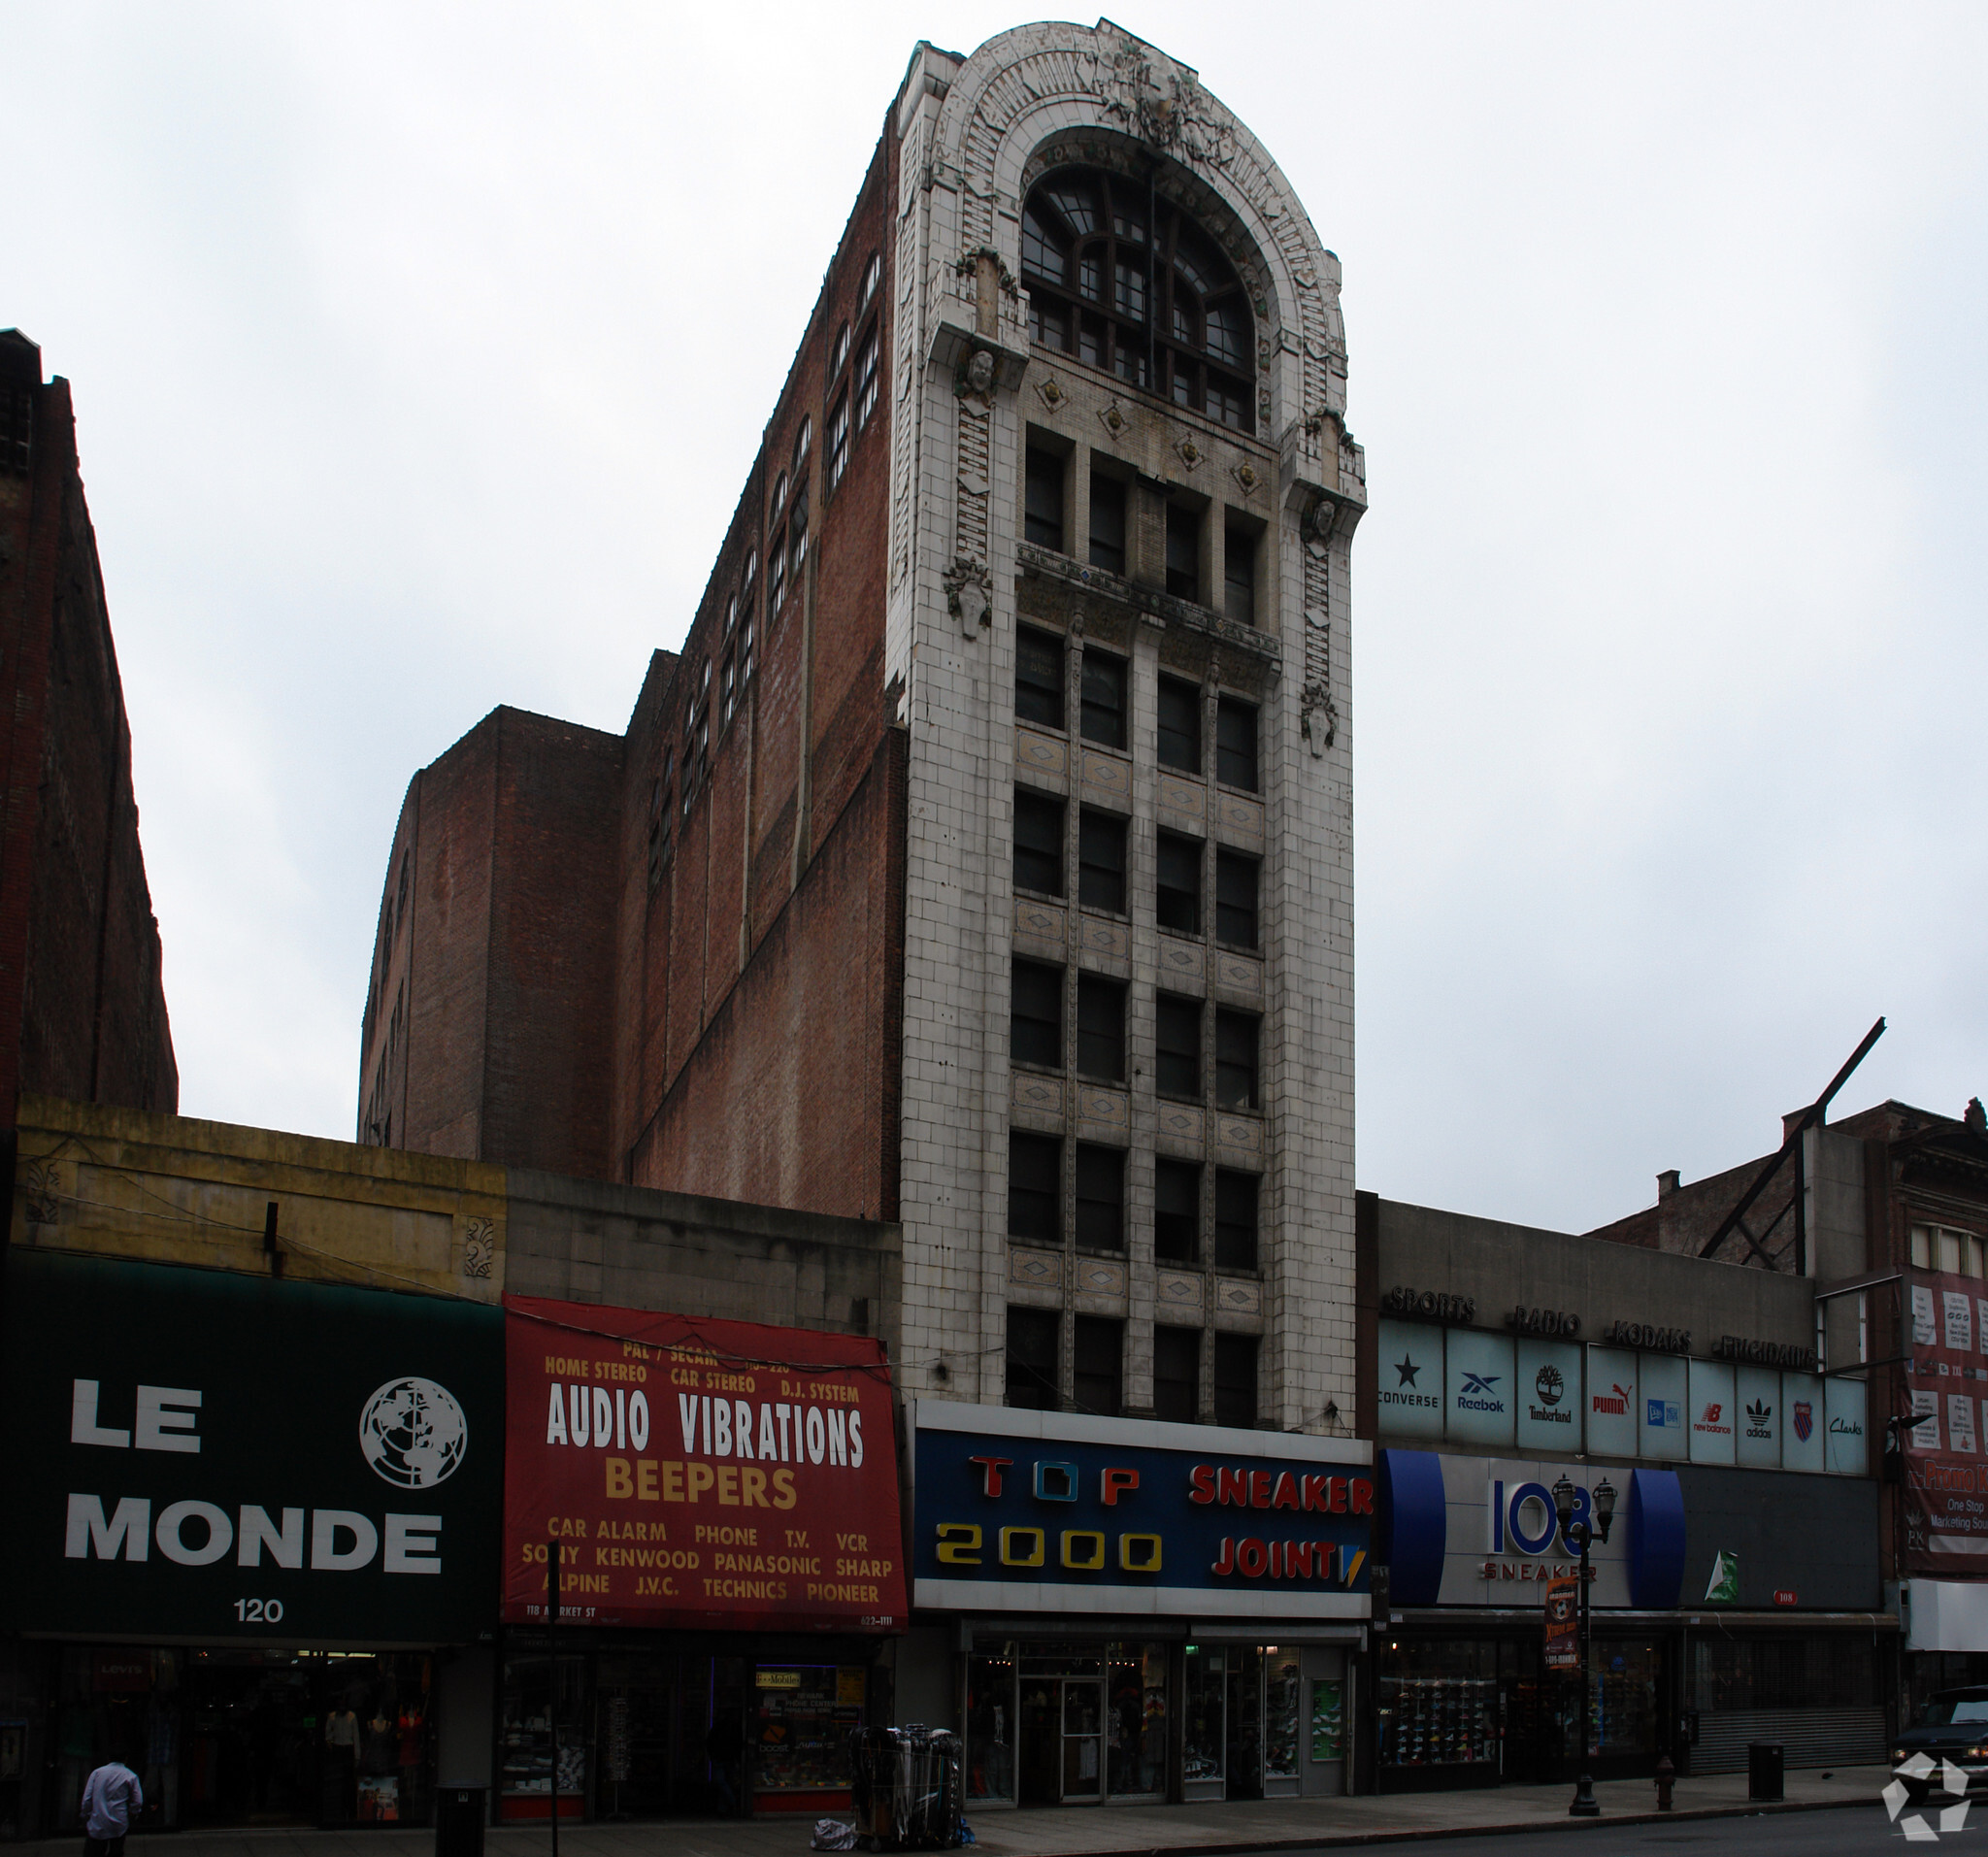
1553 1474 1617 1818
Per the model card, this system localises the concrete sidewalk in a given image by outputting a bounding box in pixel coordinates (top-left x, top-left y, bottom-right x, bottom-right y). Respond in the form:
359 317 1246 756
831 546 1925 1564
39 1764 1887 1857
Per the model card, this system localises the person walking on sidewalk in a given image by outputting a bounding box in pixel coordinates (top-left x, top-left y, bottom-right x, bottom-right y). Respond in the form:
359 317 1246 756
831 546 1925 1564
81 1753 143 1857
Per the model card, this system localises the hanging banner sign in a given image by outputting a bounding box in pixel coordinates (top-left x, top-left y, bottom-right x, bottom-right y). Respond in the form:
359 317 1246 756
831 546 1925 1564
501 1296 906 1632
1901 1265 1988 1574
1542 1575 1579 1670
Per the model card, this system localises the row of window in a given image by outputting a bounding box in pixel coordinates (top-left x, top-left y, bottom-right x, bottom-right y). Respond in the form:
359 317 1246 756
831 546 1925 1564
1016 787 1258 944
1024 448 1260 625
1016 627 1259 789
1009 1131 1259 1269
1006 1306 1260 1427
1011 961 1261 1110
654 254 884 851
1914 1222 1988 1277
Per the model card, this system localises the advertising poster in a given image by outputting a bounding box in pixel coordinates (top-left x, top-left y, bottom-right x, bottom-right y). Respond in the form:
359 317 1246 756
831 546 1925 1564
1309 1679 1344 1760
1542 1574 1579 1670
1901 1266 1988 1574
503 1296 906 1631
0 1247 503 1642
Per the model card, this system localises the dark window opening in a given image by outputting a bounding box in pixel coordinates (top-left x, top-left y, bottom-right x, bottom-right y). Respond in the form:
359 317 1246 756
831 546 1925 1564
827 394 850 492
1223 525 1257 625
1075 1143 1124 1252
1025 448 1066 552
1011 959 1063 1069
1007 1306 1061 1410
1166 504 1201 602
1076 974 1125 1083
1213 1169 1260 1272
1157 831 1202 936
1077 810 1127 913
1089 473 1127 575
1073 1315 1124 1418
1013 788 1066 897
853 324 880 429
1212 1334 1258 1429
1154 1325 1201 1424
1158 676 1202 774
1155 994 1202 1101
1215 695 1259 792
1214 850 1259 949
1008 1132 1061 1244
1079 648 1128 749
1154 1157 1200 1263
1016 626 1066 730
1020 165 1254 434
1215 1010 1260 1111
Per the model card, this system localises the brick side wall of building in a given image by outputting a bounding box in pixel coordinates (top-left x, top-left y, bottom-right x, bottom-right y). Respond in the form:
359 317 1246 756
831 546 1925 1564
627 726 906 1221
0 343 176 1124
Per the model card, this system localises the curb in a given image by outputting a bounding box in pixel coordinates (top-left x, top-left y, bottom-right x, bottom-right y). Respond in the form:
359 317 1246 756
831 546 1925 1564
972 1791 1883 1857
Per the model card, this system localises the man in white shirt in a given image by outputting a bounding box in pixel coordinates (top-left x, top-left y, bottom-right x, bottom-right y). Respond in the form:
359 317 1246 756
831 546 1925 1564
81 1757 142 1857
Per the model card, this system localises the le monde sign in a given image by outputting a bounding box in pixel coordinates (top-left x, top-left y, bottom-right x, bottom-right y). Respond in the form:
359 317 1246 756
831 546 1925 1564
3 1250 503 1643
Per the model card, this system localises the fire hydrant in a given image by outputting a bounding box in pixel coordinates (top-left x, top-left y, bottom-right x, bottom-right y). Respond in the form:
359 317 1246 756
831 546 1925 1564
1654 1755 1676 1811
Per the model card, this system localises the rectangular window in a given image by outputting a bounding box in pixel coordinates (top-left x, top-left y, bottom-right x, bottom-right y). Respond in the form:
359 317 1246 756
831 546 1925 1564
1223 524 1256 625
1015 626 1066 729
853 325 879 429
1157 676 1202 774
1032 296 1070 352
1155 994 1202 1101
1154 1326 1200 1424
1214 1010 1260 1111
1214 850 1259 949
1012 788 1065 897
1079 648 1128 749
1213 1169 1260 1272
1215 695 1259 792
1154 1157 1200 1263
1089 473 1127 575
1212 1334 1258 1430
1008 1131 1061 1244
770 533 786 613
827 394 851 493
1077 810 1127 914
1025 447 1066 551
1157 832 1202 936
1076 974 1125 1083
1075 1144 1124 1252
1006 1306 1060 1410
1166 504 1201 602
1011 960 1063 1069
1073 1315 1124 1418
1910 1224 1932 1269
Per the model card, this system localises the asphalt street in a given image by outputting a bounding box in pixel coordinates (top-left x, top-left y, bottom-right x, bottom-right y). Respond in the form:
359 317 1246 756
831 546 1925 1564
1234 1803 1945 1857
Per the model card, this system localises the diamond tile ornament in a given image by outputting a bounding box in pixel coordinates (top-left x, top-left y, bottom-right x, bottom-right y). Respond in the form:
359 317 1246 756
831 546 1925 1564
1885 1778 1913 1818
1942 1802 1971 1834
1900 1756 1936 1781
1941 1759 1970 1797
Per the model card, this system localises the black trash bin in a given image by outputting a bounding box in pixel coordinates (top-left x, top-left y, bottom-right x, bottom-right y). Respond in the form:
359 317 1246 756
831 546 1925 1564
435 1785 486 1857
1747 1742 1784 1803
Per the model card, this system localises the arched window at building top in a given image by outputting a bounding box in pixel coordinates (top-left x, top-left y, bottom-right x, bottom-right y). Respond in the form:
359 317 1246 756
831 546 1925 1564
1021 165 1254 434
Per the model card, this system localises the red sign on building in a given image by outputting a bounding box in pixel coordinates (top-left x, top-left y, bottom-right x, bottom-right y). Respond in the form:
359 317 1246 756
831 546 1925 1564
502 1296 906 1632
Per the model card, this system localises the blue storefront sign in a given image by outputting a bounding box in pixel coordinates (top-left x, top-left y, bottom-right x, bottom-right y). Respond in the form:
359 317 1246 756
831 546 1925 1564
911 1402 1374 1620
1376 1449 1687 1610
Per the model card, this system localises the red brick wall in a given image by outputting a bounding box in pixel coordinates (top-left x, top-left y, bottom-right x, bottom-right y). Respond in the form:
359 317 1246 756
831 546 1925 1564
368 116 910 1215
0 342 176 1125
369 706 622 1176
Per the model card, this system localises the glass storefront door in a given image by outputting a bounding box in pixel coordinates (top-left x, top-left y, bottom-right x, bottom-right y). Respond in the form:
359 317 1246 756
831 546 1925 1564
1059 1680 1103 1799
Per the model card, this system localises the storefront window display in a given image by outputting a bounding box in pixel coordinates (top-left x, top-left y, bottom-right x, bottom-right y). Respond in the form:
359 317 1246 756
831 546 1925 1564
965 1652 1015 1804
1587 1641 1659 1758
1377 1641 1500 1775
1182 1645 1225 1792
499 1653 587 1818
47 1646 435 1833
1692 1634 1879 1713
1263 1650 1302 1781
1105 1646 1167 1798
751 1666 864 1807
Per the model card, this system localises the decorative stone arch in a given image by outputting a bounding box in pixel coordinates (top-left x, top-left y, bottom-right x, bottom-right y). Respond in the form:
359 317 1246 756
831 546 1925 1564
927 18 1352 446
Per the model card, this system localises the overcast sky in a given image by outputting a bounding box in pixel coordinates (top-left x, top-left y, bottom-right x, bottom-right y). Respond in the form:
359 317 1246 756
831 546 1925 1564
6 2 1983 1234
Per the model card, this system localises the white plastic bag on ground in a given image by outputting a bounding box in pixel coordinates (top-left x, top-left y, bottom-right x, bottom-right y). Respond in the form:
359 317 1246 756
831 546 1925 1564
811 1819 857 1851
